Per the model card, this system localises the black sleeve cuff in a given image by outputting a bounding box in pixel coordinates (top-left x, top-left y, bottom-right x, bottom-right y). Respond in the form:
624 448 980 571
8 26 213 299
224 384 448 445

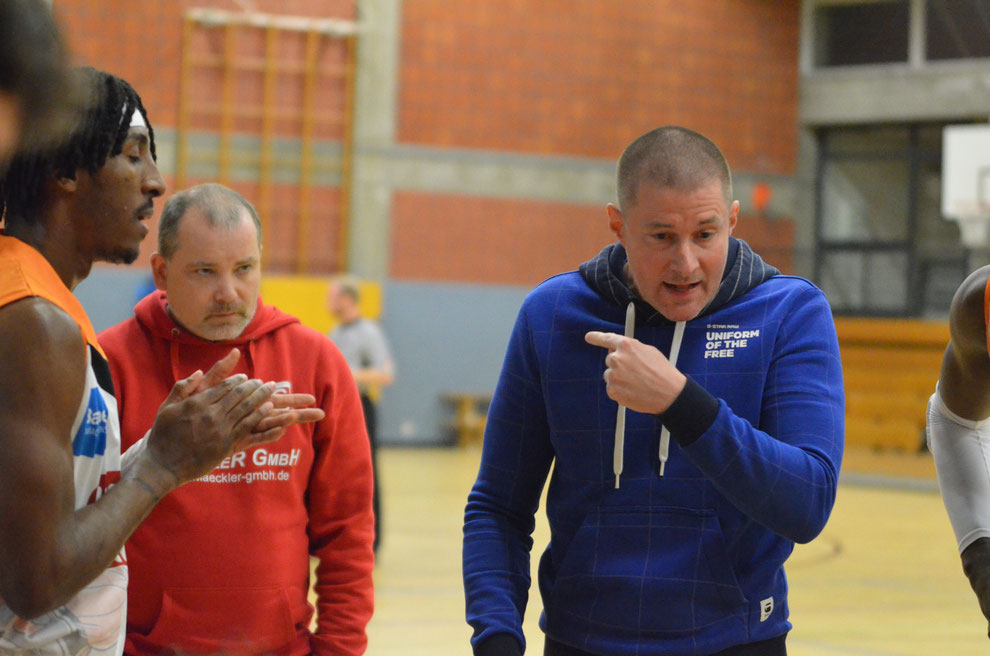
655 376 720 447
476 633 524 656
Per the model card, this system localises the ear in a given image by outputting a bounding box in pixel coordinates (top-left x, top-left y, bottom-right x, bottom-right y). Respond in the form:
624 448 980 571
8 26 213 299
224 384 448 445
150 253 168 291
606 203 625 243
54 172 78 193
728 200 739 235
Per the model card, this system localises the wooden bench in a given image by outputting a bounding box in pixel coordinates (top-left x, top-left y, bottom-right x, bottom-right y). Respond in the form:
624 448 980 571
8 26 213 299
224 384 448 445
835 318 947 452
440 393 492 447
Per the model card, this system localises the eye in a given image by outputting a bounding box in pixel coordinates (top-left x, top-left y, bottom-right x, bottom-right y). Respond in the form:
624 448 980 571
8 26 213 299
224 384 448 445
122 145 143 163
195 268 214 277
236 264 254 274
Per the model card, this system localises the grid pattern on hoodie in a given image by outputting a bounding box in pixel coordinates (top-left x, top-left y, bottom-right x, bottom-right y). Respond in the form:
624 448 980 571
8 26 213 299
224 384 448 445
464 255 843 655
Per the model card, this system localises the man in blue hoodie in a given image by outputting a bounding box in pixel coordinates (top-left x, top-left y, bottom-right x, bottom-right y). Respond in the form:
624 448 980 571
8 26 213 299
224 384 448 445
462 126 845 656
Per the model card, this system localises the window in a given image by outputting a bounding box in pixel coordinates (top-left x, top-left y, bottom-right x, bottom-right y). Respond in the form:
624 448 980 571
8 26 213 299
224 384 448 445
814 1 910 66
927 0 990 60
808 0 990 67
815 124 969 317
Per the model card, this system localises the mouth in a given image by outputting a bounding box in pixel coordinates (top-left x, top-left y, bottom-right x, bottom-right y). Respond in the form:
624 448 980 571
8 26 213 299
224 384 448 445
136 201 155 221
663 281 701 296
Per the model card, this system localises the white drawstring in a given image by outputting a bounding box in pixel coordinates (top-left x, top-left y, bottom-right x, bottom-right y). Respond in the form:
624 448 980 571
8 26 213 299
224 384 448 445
613 302 635 489
658 320 686 477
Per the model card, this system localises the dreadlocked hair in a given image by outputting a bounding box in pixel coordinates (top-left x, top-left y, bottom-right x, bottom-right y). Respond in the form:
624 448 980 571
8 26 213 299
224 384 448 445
0 66 156 227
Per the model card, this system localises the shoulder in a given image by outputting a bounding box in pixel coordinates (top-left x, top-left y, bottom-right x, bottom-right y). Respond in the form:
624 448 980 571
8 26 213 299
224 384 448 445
270 321 345 359
97 316 142 353
948 265 990 356
522 270 588 310
758 274 826 297
0 297 86 396
722 276 836 343
0 296 84 354
359 317 385 332
738 275 831 312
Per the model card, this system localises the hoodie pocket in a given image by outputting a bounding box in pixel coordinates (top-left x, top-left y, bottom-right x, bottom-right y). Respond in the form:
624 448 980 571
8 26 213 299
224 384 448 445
548 506 747 636
144 585 296 652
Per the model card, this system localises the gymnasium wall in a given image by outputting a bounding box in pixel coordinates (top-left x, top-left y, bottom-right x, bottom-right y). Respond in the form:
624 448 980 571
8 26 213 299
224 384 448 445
56 0 803 444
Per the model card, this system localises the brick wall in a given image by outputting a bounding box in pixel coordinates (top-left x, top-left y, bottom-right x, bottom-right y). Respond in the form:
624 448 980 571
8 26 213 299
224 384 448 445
390 191 610 285
395 0 799 284
399 0 799 173
54 1 799 278
54 0 354 132
390 191 795 286
54 0 354 272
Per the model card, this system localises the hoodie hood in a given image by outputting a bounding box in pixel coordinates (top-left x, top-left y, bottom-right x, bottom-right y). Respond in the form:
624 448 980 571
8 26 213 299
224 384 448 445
578 237 779 325
579 237 779 485
133 290 300 383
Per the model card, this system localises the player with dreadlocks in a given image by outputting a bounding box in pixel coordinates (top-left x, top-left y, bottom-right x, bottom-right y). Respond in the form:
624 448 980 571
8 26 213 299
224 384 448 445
0 67 325 654
0 66 156 249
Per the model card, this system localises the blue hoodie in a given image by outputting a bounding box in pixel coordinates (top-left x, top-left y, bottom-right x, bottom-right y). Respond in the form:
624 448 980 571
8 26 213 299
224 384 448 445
463 239 844 656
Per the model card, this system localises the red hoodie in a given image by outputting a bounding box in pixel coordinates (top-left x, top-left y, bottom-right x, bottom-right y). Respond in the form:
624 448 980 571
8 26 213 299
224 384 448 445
98 291 374 656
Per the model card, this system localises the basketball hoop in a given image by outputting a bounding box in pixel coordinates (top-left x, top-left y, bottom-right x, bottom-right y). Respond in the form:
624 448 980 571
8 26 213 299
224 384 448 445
947 210 990 249
943 125 990 249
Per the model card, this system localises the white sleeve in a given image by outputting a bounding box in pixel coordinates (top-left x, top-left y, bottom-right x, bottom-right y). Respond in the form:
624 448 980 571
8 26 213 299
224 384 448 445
928 388 990 553
120 430 151 475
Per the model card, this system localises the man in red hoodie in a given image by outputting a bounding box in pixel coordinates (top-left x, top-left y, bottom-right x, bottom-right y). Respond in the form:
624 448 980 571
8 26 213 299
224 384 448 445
99 183 375 655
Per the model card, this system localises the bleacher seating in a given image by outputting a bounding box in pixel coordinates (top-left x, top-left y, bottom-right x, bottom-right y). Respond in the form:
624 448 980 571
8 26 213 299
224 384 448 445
835 318 948 452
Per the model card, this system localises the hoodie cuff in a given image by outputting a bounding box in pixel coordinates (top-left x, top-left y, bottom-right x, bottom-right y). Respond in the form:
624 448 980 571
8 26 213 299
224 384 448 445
475 634 524 656
656 376 720 447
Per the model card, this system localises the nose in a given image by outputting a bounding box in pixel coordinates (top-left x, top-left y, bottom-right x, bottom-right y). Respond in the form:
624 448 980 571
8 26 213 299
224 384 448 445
670 239 699 276
142 158 166 198
214 274 238 305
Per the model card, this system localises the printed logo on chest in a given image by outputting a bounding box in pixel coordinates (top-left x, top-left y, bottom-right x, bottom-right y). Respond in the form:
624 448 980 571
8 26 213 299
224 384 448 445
73 387 109 457
704 323 760 359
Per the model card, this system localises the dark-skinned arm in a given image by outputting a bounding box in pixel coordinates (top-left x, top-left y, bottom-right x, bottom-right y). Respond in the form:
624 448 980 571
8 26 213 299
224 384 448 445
962 538 990 638
938 265 990 636
939 265 990 420
0 298 322 618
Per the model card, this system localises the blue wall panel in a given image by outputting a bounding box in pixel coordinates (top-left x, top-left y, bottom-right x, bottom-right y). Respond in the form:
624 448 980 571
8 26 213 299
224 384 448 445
75 268 155 333
378 281 529 445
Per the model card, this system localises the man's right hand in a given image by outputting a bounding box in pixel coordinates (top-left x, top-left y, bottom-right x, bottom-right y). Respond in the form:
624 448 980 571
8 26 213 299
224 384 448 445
145 353 277 489
131 348 324 503
178 349 325 450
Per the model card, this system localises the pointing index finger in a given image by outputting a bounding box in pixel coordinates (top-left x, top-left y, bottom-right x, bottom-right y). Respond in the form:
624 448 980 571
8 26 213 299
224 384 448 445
585 331 623 350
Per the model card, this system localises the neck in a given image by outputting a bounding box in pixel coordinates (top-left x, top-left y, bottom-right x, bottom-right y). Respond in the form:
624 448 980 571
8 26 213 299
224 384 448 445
340 307 361 324
622 262 642 299
163 304 204 341
4 217 91 290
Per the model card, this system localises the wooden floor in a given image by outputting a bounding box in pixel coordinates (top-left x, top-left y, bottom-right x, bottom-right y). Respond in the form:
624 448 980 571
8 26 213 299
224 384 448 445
344 446 988 655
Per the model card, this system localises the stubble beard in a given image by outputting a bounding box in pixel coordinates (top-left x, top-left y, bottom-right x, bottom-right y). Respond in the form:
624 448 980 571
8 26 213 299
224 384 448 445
99 246 140 266
201 308 253 342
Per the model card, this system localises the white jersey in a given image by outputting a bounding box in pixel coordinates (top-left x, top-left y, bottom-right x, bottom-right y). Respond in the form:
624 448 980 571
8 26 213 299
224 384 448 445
0 345 127 655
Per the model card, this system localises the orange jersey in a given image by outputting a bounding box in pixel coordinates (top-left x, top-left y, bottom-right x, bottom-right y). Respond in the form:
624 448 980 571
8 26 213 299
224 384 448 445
0 234 127 653
0 234 106 358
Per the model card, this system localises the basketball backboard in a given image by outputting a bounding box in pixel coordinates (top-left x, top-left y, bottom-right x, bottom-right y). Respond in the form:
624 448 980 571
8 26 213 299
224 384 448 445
943 124 990 247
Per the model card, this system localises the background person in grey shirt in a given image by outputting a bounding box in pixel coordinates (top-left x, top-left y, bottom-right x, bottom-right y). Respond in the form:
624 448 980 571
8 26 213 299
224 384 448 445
328 277 395 553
